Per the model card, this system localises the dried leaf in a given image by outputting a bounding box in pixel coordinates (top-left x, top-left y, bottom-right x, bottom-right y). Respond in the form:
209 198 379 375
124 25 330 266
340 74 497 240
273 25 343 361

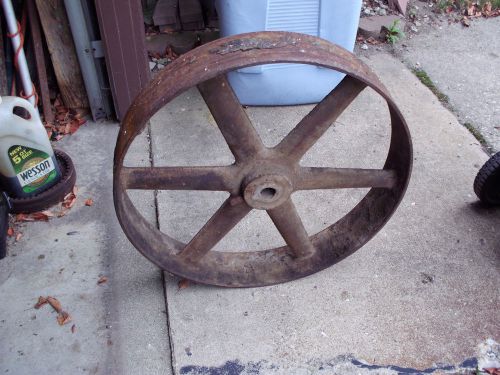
44 95 87 141
65 197 76 208
366 37 382 45
7 227 14 236
85 198 94 207
41 210 55 218
97 276 108 285
71 324 76 333
15 213 33 222
62 190 77 209
15 233 22 242
56 311 72 326
47 296 62 313
484 368 500 375
178 279 190 290
34 296 48 309
29 212 51 221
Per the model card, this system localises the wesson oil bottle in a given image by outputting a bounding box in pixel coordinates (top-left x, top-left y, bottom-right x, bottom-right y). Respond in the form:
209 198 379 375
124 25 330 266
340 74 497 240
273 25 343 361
0 96 61 198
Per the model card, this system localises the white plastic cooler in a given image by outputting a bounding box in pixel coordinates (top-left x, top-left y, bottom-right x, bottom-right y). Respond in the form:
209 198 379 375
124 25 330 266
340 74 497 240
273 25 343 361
215 0 362 105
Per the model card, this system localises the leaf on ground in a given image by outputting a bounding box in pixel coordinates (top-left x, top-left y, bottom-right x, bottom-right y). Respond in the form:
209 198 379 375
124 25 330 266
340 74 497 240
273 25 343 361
15 213 33 222
31 212 51 221
97 276 108 285
34 296 48 309
46 296 63 313
178 279 190 290
45 95 87 141
15 211 53 222
484 368 500 375
36 296 72 326
85 198 94 207
7 227 14 236
15 233 22 242
483 2 492 13
367 37 382 45
71 324 76 333
62 191 77 209
56 311 72 326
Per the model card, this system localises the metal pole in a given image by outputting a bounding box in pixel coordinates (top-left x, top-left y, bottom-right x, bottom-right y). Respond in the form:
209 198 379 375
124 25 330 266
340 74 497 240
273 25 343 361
64 0 106 121
1 0 36 107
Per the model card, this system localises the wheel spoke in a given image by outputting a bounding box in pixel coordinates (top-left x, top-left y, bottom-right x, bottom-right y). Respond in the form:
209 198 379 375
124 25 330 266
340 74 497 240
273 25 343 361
179 196 252 262
198 75 266 162
296 167 397 190
274 76 366 162
267 199 315 259
122 166 239 192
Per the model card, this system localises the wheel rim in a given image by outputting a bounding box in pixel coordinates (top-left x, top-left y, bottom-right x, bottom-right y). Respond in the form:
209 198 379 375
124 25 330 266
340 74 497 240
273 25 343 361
113 32 413 287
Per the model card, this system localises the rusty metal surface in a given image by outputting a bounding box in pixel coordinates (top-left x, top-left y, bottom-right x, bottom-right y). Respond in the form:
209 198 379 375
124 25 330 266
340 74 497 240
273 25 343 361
113 31 413 287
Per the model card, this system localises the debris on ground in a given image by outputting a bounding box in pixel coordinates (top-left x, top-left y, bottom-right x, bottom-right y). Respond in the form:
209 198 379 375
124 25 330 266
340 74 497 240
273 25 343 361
362 0 397 17
178 279 190 290
148 46 179 72
34 296 72 326
84 198 94 207
62 187 78 209
15 210 56 222
10 186 79 234
357 0 500 50
44 96 87 142
97 276 108 285
433 0 500 17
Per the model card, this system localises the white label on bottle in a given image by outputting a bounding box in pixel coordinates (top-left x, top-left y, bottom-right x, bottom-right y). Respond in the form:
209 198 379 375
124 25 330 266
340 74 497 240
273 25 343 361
16 157 55 187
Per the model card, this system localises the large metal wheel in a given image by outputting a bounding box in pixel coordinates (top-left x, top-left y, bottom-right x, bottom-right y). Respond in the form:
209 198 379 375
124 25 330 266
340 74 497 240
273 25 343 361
113 32 412 287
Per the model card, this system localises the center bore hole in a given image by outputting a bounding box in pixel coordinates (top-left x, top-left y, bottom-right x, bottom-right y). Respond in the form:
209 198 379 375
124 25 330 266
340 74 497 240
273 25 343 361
260 187 277 200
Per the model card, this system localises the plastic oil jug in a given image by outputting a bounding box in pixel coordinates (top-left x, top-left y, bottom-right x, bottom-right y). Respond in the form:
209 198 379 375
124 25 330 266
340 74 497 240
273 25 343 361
0 96 61 198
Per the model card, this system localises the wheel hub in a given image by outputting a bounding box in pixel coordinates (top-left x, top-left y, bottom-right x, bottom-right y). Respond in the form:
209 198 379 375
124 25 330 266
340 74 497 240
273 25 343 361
243 174 293 210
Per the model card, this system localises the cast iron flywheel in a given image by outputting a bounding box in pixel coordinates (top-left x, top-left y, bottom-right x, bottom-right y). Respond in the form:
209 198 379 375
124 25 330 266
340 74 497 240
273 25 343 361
113 32 412 287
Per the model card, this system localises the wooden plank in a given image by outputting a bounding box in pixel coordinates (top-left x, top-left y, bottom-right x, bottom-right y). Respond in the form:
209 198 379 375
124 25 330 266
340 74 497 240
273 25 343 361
35 0 89 110
179 0 204 31
95 0 150 120
153 0 181 32
27 1 54 124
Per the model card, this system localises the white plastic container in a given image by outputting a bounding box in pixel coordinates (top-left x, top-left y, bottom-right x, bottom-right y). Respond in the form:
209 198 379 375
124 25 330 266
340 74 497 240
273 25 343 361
215 0 362 105
0 96 61 198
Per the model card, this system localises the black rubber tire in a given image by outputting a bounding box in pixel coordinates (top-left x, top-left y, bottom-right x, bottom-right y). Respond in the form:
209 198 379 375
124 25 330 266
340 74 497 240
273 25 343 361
474 152 500 205
0 193 9 259
9 150 77 214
